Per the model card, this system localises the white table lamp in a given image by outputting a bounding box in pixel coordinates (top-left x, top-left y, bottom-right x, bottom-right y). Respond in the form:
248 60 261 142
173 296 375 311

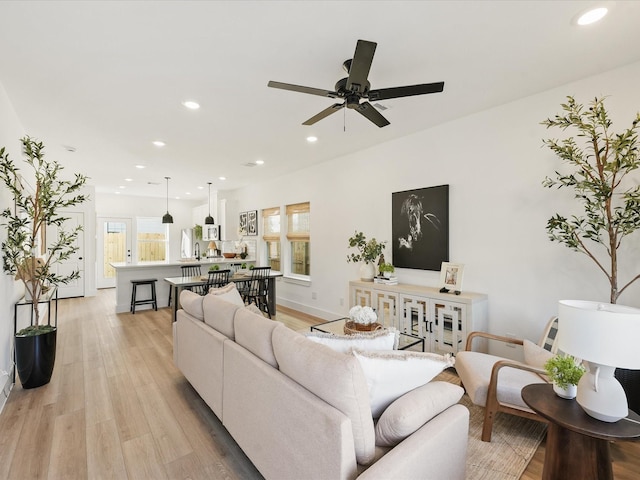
557 300 640 422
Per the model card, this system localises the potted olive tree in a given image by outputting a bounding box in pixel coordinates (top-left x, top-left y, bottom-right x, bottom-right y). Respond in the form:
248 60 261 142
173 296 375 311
542 96 640 411
0 136 88 388
347 231 386 281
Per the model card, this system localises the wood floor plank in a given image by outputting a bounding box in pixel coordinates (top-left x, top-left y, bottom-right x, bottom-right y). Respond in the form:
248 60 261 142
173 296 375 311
84 364 114 426
107 372 151 443
121 433 168 480
48 409 87 479
135 381 193 464
86 419 128 480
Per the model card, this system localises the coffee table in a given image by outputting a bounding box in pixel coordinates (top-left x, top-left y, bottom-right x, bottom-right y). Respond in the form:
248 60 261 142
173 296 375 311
311 318 425 351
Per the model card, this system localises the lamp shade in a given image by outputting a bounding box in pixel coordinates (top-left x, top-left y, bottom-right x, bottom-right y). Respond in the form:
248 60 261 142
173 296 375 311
207 241 217 250
557 300 640 370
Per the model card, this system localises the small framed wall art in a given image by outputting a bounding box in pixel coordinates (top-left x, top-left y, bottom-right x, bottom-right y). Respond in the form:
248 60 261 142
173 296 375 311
439 262 464 293
247 210 258 236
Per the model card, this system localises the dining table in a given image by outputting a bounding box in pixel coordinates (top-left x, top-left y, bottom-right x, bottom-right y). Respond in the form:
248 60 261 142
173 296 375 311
165 271 282 322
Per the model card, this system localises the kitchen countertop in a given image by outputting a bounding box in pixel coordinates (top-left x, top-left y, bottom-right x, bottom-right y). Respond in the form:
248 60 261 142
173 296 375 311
110 257 256 269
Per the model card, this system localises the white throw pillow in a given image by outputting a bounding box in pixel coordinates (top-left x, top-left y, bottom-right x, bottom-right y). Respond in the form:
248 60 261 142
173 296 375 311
375 381 464 447
179 290 204 320
305 328 399 353
523 339 554 370
206 282 244 307
353 349 454 418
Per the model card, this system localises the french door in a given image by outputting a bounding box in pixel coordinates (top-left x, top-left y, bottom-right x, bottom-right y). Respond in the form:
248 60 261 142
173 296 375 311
97 217 132 289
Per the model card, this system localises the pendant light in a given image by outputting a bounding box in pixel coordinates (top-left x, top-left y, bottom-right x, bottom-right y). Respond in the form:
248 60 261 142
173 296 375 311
162 176 173 224
204 181 214 225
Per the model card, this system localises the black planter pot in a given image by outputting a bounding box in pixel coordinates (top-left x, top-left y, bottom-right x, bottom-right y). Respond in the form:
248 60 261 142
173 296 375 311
15 328 57 389
615 368 640 415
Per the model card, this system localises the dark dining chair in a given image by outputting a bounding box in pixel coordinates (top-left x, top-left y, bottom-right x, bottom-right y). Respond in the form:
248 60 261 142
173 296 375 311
242 266 271 317
204 269 230 294
169 264 203 305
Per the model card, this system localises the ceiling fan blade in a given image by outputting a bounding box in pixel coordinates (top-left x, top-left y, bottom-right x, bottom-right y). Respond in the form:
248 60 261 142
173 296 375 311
302 103 345 125
346 40 376 94
268 81 339 98
356 102 390 128
368 82 445 101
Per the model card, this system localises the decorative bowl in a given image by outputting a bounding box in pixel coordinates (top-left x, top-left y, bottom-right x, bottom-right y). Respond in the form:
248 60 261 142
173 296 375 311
223 253 237 258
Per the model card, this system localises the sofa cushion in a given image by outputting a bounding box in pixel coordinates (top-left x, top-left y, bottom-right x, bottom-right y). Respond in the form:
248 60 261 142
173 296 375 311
206 282 245 306
234 309 280 368
523 339 554 370
305 328 399 353
180 289 204 320
272 326 376 465
353 350 454 418
375 381 464 447
202 294 242 339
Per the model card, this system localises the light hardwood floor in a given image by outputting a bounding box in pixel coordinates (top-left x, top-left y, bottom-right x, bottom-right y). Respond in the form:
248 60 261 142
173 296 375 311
1 290 638 479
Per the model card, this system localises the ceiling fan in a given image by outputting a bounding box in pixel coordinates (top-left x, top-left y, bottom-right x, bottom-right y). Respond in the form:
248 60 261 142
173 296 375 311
267 39 444 128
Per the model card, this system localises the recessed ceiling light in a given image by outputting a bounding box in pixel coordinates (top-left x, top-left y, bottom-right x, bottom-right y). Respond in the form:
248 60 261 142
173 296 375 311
307 136 318 143
152 140 166 147
124 178 133 182
197 185 204 190
185 192 191 195
255 159 265 165
115 191 120 195
219 176 226 181
182 100 200 110
575 7 608 25
119 185 125 189
136 164 146 169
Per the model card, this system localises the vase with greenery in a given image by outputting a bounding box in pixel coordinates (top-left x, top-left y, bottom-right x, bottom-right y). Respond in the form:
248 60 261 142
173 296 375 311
541 96 640 304
0 136 88 388
347 231 386 282
544 354 586 399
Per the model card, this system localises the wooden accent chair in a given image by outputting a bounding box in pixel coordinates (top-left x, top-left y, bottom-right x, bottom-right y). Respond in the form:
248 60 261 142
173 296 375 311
455 317 559 442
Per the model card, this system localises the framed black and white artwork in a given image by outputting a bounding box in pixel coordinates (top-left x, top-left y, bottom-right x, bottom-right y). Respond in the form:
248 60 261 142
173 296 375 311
239 212 248 234
392 184 449 271
247 210 258 236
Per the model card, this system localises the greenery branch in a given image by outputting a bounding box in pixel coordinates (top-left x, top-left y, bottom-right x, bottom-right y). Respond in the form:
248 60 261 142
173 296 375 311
346 231 386 264
542 96 640 303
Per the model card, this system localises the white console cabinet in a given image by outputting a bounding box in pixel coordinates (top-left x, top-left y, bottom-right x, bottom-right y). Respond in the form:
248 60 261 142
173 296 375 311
349 280 488 355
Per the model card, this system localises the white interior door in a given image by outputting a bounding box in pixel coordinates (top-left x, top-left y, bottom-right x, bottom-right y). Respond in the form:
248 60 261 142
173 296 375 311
47 211 85 298
97 217 132 289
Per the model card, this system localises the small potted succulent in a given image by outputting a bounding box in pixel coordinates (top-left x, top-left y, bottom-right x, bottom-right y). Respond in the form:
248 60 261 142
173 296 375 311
379 262 395 278
544 354 586 399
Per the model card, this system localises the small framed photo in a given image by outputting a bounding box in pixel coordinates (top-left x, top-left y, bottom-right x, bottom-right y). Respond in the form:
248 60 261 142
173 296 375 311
440 262 464 292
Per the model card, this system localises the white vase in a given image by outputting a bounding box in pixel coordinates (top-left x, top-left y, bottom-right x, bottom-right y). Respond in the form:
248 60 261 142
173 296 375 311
359 263 375 282
553 382 577 399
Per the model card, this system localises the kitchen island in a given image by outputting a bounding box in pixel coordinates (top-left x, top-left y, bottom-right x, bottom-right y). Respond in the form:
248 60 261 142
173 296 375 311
111 258 257 313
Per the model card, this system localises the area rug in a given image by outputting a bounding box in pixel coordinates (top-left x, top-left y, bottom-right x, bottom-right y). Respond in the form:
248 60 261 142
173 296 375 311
435 369 546 480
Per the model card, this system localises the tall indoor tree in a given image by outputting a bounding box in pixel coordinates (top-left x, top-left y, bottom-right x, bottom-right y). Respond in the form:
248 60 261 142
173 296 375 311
542 96 640 304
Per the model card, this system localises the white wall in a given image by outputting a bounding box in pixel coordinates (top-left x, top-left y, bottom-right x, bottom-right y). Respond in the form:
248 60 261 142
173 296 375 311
0 82 26 407
222 60 640 358
96 193 200 261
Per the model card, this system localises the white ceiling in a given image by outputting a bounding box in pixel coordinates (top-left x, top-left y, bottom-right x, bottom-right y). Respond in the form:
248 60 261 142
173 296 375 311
1 1 639 202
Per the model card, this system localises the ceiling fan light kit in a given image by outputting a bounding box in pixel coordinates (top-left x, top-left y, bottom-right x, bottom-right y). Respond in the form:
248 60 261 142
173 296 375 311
268 39 444 128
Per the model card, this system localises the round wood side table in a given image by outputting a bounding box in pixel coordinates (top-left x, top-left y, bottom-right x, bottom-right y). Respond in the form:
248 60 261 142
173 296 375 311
522 383 640 480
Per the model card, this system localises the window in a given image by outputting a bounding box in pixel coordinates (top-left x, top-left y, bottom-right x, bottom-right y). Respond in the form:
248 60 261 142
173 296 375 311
137 217 168 262
286 202 310 277
262 207 281 271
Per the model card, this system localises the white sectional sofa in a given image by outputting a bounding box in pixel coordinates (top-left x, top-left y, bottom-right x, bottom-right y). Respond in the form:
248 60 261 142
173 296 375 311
173 285 469 480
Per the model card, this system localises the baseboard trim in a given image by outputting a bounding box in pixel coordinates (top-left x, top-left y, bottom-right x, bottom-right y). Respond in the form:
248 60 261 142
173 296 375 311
276 299 339 322
0 367 14 414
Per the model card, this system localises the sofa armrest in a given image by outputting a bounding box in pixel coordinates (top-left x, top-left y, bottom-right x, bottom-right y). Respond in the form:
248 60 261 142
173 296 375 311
358 404 469 480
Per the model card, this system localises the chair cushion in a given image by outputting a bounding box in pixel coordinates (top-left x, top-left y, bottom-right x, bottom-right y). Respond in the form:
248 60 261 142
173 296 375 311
523 339 554 370
352 349 454 418
455 350 546 409
305 328 399 353
272 326 376 465
375 381 464 447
